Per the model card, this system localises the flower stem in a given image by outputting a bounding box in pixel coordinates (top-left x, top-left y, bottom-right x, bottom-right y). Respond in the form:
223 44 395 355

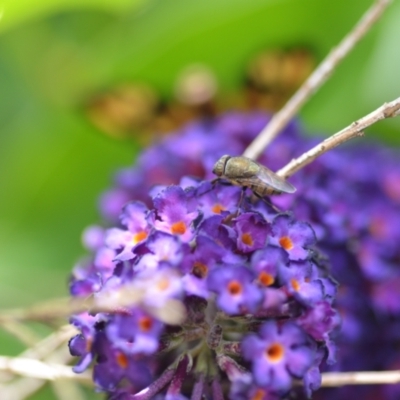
277 96 400 178
243 0 392 160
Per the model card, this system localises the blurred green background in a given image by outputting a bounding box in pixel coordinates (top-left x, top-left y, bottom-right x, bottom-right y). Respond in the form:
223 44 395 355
0 0 399 398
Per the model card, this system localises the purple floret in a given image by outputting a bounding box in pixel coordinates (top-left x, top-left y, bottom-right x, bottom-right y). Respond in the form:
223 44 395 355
270 214 316 260
235 212 271 253
105 201 151 261
92 331 153 392
207 265 263 314
242 321 316 392
153 186 199 242
106 309 164 355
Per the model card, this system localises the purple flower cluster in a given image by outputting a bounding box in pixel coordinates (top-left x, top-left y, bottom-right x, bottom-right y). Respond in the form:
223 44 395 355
70 111 400 399
70 178 338 398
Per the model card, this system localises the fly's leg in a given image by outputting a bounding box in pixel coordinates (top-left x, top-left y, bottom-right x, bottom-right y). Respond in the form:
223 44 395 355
252 192 282 213
237 187 247 210
201 178 223 196
230 186 247 218
222 186 247 224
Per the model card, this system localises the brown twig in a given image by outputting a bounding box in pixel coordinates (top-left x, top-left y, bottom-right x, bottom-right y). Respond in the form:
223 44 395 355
0 347 83 400
321 370 400 387
0 321 41 348
0 355 91 382
243 0 392 160
20 325 77 360
277 96 400 178
0 284 185 326
2 352 400 389
0 326 80 400
0 325 77 383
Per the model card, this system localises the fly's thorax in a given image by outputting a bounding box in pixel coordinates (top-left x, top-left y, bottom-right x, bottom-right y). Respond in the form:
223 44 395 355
225 156 259 179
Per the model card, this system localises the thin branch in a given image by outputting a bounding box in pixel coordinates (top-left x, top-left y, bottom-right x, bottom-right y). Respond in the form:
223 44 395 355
276 97 400 178
243 0 392 160
0 284 185 326
0 325 77 385
0 334 84 400
0 355 91 382
321 370 400 387
0 321 41 348
19 325 77 361
2 351 400 390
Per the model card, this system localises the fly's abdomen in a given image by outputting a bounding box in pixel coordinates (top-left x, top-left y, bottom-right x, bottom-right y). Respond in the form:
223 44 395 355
250 183 280 197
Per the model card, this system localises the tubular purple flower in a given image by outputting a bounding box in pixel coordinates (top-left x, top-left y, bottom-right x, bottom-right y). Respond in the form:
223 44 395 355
235 212 271 253
270 214 316 260
106 309 164 355
207 264 264 314
242 321 315 392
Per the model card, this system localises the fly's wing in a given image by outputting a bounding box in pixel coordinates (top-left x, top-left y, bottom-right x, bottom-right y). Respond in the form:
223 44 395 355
257 166 296 193
234 166 296 194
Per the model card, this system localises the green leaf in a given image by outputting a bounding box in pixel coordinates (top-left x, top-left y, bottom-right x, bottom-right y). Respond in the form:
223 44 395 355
0 0 147 33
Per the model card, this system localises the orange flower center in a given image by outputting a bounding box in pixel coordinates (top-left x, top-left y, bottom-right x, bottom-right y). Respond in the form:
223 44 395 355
265 342 284 363
171 221 187 235
116 352 129 369
192 262 208 279
241 232 254 246
227 280 242 295
132 230 148 245
291 278 300 291
251 389 267 400
279 236 293 250
258 271 275 286
139 316 153 332
157 278 170 291
212 203 226 214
